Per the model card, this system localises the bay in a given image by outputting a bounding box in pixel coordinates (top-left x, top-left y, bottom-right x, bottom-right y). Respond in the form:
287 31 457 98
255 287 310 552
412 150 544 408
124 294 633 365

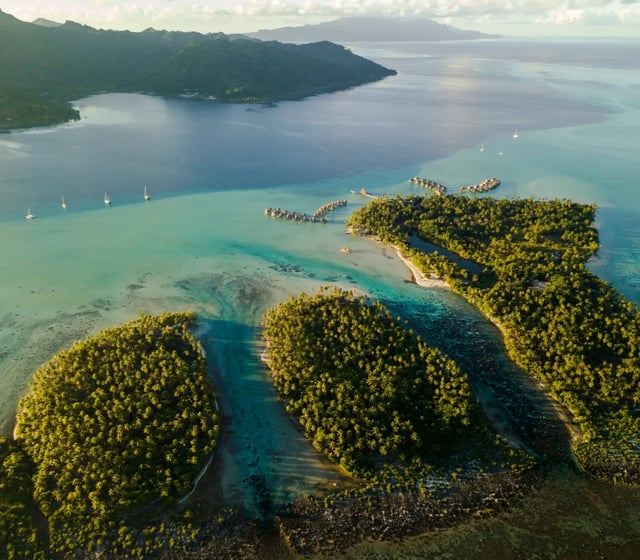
1 38 639 556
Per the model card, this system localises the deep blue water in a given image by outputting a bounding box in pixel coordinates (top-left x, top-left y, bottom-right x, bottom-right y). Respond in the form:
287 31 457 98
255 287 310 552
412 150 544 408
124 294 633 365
3 39 635 218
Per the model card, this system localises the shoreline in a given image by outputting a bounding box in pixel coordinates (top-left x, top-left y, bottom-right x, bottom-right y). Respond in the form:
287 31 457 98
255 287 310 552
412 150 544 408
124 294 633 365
391 237 585 461
384 230 585 451
276 467 543 556
481 312 585 450
392 244 450 289
348 227 450 290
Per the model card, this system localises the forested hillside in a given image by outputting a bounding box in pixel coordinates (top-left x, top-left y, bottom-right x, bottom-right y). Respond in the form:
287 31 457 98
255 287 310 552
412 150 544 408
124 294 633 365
0 9 395 130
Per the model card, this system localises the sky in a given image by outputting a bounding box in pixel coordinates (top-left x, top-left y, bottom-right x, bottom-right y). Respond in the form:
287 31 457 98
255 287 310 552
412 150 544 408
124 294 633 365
0 0 639 38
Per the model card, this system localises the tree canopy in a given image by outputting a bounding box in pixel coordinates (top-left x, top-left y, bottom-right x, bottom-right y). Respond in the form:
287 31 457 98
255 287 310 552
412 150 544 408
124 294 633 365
0 437 46 559
15 311 220 556
262 287 476 477
348 194 640 481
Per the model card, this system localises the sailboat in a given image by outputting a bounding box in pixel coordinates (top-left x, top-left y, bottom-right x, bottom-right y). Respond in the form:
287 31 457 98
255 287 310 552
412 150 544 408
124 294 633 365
61 197 67 210
26 207 35 220
144 186 150 201
512 129 519 139
104 192 111 205
480 145 485 152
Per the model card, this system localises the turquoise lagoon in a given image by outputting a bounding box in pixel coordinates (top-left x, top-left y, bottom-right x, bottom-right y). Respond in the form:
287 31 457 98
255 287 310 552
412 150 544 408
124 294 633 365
1 39 640 555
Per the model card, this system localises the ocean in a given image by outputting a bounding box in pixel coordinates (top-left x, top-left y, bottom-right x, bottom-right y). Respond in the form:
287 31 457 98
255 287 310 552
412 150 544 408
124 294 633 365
1 38 640 557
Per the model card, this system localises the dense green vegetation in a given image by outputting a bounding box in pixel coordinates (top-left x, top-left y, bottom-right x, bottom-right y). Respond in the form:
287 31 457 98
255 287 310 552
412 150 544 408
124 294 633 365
263 287 482 477
348 195 640 481
14 312 220 557
0 438 46 559
0 86 79 130
0 9 395 130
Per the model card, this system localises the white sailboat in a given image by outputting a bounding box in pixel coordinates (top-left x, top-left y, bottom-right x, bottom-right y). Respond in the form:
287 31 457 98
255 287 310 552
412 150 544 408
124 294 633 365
480 145 485 152
144 186 150 201
61 196 67 210
104 192 111 205
26 207 34 220
513 129 519 139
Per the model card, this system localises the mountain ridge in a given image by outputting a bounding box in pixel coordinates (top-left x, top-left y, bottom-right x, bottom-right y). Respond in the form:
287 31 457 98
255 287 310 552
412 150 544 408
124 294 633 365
0 9 396 130
31 17 62 27
247 16 500 43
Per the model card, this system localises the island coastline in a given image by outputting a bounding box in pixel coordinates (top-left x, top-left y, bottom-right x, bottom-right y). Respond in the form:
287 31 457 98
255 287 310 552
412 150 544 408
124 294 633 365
347 194 640 485
392 244 450 289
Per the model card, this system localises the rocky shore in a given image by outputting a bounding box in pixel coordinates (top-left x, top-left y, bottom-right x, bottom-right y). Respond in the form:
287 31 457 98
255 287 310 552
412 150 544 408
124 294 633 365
158 511 263 560
275 468 543 556
142 467 543 559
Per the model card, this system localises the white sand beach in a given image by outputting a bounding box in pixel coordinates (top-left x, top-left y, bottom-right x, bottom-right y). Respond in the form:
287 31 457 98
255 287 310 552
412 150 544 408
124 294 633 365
392 245 450 289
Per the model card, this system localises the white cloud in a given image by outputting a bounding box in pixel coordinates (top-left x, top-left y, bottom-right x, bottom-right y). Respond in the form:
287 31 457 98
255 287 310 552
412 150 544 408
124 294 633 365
535 0 640 27
1 0 638 35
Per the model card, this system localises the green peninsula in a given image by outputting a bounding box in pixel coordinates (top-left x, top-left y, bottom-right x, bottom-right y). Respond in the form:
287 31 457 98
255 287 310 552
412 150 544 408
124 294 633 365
348 194 640 482
0 9 396 130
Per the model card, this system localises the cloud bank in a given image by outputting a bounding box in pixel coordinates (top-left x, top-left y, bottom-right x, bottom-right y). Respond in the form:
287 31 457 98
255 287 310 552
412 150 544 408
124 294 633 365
1 0 639 36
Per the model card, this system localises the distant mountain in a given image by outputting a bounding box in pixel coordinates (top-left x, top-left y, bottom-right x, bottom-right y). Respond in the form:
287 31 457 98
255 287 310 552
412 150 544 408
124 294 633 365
247 16 499 43
32 17 62 27
0 9 396 130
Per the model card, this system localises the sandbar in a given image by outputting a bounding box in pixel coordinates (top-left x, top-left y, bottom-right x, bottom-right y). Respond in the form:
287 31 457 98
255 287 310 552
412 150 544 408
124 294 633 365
392 245 450 289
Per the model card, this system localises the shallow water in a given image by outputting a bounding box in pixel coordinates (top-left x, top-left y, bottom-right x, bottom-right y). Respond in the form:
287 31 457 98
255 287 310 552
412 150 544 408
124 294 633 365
1 38 640 550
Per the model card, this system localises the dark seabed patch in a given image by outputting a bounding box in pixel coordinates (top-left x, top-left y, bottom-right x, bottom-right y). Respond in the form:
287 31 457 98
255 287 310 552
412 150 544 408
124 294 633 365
340 471 640 560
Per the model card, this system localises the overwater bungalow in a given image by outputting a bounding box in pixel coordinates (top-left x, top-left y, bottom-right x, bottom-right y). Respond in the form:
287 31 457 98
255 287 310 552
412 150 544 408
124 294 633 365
409 177 447 195
459 178 501 193
265 199 347 224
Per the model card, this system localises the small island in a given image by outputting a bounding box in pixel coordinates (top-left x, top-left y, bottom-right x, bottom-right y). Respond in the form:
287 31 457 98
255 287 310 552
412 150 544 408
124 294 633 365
5 312 220 557
262 287 480 476
1 294 540 558
262 287 538 553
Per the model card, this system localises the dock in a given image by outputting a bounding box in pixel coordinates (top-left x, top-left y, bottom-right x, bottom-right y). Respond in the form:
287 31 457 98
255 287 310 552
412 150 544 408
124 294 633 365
409 177 447 195
409 176 501 195
264 199 348 223
459 178 501 193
